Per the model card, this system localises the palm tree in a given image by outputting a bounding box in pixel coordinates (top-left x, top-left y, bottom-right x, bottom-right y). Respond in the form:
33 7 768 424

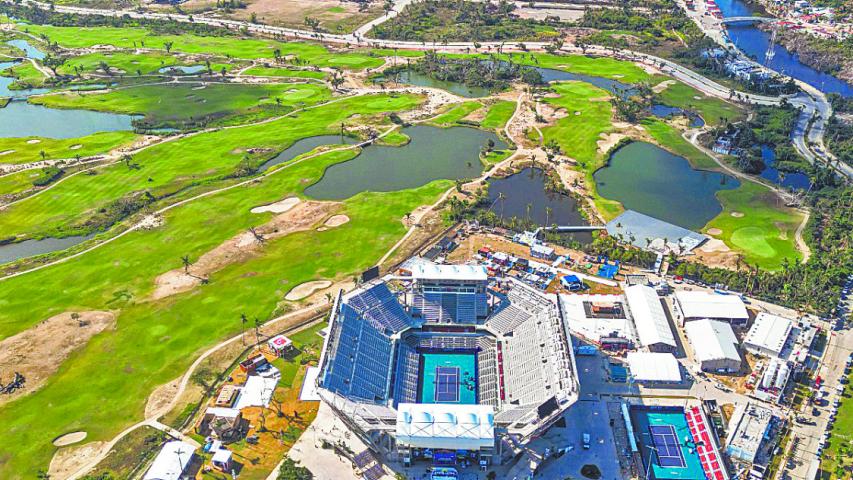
254 317 262 345
180 255 191 274
497 192 505 223
240 313 248 345
545 207 553 228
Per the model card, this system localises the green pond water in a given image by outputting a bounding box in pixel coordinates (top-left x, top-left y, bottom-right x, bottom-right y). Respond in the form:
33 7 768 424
305 125 507 200
594 142 739 230
375 70 492 98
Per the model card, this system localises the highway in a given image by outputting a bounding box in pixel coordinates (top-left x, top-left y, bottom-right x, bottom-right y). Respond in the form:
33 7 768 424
3 0 850 180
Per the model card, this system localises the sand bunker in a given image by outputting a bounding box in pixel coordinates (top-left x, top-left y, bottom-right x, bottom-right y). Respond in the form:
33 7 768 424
323 215 349 228
48 441 108 479
0 311 115 405
653 80 676 93
152 201 337 300
597 133 626 154
0 149 15 156
26 139 40 144
707 228 723 235
53 432 87 447
285 280 332 301
69 144 83 150
145 376 181 418
731 211 744 217
251 197 300 214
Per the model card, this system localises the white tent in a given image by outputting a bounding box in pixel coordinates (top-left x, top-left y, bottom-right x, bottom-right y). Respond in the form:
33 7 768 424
743 312 793 358
396 403 495 451
675 291 749 324
143 440 196 480
685 319 741 372
626 352 682 383
625 285 676 351
234 375 279 409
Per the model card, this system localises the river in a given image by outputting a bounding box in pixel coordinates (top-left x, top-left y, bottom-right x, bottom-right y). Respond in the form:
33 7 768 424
716 0 853 97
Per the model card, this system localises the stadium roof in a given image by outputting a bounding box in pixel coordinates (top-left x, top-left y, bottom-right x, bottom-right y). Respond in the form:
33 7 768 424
684 319 740 363
675 291 748 320
396 403 495 450
743 312 794 356
626 352 682 382
410 263 488 282
143 440 196 480
625 285 676 349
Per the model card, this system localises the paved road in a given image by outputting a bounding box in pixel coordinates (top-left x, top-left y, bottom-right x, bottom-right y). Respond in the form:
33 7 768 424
4 0 847 179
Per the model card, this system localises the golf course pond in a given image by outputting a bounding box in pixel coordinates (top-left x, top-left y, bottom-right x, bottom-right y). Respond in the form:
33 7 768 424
594 141 740 230
487 167 592 244
305 125 506 200
758 145 811 191
374 69 492 98
259 134 359 171
0 233 95 265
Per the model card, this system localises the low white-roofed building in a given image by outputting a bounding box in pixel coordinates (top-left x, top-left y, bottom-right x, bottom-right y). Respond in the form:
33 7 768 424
559 294 638 349
234 375 279 410
625 285 677 352
143 440 196 480
726 403 775 464
396 403 495 451
674 291 749 325
685 319 742 372
626 352 682 383
743 312 794 358
410 263 488 282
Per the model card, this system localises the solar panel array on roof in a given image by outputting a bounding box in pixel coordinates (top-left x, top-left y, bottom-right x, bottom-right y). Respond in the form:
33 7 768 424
322 284 416 402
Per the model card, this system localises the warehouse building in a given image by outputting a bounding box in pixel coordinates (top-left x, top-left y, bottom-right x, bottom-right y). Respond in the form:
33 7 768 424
626 352 682 384
624 285 677 353
674 291 749 326
685 319 742 373
743 313 794 358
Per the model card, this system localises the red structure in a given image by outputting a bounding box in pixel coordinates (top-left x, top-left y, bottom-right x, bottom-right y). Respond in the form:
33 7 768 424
685 406 728 480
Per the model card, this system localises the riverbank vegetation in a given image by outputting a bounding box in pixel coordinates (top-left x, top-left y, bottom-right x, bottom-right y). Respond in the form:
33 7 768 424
369 0 561 42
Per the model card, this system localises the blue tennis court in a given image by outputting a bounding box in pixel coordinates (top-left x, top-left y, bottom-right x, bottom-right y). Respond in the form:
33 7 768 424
650 425 686 468
419 352 477 404
630 406 705 480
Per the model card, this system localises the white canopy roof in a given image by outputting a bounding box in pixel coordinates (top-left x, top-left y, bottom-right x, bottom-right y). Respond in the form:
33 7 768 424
625 285 676 348
396 403 495 450
234 375 278 410
675 291 748 320
627 352 682 382
685 319 740 362
411 264 488 282
143 441 196 480
744 312 793 356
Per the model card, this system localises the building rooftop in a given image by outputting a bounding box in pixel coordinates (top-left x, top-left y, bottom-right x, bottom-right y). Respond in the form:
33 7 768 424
675 291 749 320
396 403 495 451
625 284 677 349
626 352 682 382
726 403 774 464
744 312 794 357
410 263 488 282
559 294 637 345
684 319 741 363
143 440 196 480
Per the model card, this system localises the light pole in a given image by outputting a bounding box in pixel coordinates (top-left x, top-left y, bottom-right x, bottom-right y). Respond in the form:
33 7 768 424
644 444 658 480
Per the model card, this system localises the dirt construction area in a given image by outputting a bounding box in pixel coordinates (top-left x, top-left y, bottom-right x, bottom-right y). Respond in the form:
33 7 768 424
0 310 115 405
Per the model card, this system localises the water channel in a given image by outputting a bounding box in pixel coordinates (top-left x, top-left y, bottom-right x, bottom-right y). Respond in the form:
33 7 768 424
305 125 507 200
716 0 853 97
758 145 811 190
594 141 739 230
487 167 592 244
258 134 359 171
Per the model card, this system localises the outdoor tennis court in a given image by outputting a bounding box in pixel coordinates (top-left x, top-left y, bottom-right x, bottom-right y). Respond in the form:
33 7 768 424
630 406 705 480
419 352 477 404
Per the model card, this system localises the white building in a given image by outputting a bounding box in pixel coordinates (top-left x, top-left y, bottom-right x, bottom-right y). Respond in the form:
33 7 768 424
559 294 638 348
726 403 775 464
685 319 742 373
626 352 682 383
396 403 495 453
743 313 794 358
674 291 749 326
143 440 196 480
625 285 677 353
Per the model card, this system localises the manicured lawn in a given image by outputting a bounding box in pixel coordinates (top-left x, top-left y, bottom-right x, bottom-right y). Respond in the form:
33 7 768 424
0 93 422 240
540 81 612 168
499 52 651 84
704 181 804 269
430 101 482 125
480 100 516 130
0 169 40 196
641 118 719 170
0 131 137 165
0 140 451 478
656 81 744 127
242 65 327 80
58 51 230 77
30 83 331 122
21 25 385 70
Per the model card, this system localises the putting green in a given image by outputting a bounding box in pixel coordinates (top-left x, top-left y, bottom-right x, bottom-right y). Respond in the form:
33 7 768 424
730 226 777 259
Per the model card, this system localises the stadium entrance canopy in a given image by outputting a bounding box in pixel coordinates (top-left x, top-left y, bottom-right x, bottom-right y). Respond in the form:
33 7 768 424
396 403 495 451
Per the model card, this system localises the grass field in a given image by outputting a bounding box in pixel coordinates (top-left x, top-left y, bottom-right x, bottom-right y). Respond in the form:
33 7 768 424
541 81 612 168
0 169 42 196
0 137 451 478
704 178 803 269
0 131 137 165
58 51 231 77
499 52 651 84
641 118 719 170
480 100 516 130
30 82 331 123
21 25 385 70
430 101 482 125
655 81 744 127
241 65 327 80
